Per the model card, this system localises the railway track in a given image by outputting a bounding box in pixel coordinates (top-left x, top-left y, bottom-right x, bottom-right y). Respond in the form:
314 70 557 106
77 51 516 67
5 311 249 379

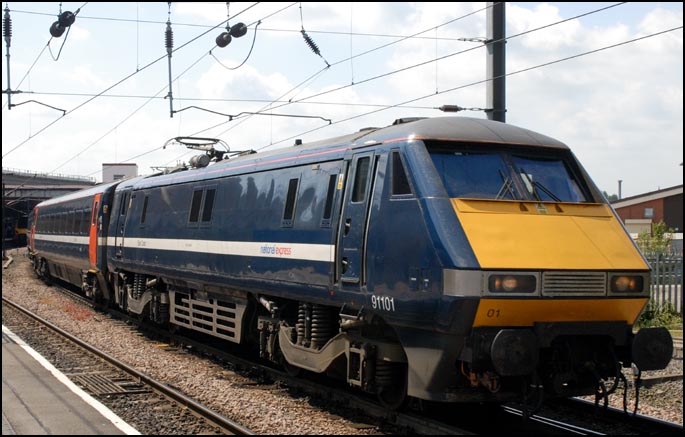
4 274 683 435
2 297 253 435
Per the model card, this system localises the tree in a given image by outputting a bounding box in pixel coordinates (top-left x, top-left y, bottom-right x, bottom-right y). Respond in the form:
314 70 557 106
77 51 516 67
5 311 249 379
602 191 619 202
636 220 674 254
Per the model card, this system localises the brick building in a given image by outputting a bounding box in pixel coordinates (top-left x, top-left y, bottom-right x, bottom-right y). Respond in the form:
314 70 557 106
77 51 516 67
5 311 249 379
611 184 683 236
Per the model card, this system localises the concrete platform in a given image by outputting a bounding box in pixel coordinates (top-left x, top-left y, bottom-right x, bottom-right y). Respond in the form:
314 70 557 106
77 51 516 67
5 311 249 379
2 325 138 435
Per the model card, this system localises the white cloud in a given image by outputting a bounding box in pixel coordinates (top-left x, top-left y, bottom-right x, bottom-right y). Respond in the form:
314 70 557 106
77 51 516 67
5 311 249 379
1 2 682 196
68 25 91 41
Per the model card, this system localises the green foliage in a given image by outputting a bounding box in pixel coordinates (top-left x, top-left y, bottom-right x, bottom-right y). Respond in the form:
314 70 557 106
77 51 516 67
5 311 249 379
636 220 674 254
602 191 619 202
637 302 683 329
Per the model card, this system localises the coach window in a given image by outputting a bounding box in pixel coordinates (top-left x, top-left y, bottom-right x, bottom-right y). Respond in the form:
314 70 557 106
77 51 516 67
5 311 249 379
188 187 217 226
391 150 412 197
81 209 90 234
200 188 216 223
68 211 76 234
189 189 203 223
75 210 82 234
321 174 337 227
141 195 149 224
282 178 299 227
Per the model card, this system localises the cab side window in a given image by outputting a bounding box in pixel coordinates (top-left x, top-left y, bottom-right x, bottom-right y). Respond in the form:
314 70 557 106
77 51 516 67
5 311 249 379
391 150 412 196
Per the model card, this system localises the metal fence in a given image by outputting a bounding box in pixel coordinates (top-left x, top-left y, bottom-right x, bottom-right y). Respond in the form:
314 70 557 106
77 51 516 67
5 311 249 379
645 253 683 314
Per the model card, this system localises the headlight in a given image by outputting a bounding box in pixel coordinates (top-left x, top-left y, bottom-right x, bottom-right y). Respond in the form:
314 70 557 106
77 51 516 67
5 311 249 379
488 274 537 293
610 275 644 293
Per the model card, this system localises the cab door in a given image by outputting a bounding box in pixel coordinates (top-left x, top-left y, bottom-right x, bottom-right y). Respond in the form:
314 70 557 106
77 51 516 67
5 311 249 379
337 152 377 287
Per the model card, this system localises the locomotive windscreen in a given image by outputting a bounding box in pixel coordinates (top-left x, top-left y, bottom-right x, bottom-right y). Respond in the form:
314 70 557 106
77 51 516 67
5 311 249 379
429 148 589 202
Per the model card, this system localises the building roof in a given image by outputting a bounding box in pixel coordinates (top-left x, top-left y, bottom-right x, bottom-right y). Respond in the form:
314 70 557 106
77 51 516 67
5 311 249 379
611 184 683 209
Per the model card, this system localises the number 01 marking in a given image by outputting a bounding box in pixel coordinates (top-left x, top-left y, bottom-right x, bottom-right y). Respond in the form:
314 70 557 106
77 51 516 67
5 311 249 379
486 308 500 318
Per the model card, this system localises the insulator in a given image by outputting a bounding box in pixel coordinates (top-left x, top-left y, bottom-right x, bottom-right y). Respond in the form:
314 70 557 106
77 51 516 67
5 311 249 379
58 11 76 27
215 32 231 48
3 7 11 43
439 104 464 113
229 22 247 38
50 21 66 38
165 21 173 52
301 30 320 56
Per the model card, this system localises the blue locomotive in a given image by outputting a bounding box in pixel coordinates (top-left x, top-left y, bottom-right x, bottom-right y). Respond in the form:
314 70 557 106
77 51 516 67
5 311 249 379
28 116 672 409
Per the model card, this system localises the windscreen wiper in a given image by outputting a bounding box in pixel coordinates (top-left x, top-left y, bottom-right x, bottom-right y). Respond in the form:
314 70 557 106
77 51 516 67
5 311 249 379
519 168 561 202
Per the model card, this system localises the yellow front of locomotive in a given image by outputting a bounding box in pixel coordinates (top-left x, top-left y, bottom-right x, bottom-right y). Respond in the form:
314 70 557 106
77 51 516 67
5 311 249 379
429 141 673 398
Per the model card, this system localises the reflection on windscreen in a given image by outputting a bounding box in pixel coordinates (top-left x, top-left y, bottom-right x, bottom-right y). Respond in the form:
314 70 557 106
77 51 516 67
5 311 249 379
430 150 588 202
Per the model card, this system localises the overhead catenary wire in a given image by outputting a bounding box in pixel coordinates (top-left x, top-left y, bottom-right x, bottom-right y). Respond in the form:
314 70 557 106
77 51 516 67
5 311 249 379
104 23 682 181
254 24 683 153
50 2 303 177
77 1 636 176
258 3 633 116
197 2 628 141
6 6 491 42
5 2 676 181
193 2 498 140
50 40 215 175
4 1 488 139
2 2 261 160
1 90 442 110
54 2 304 176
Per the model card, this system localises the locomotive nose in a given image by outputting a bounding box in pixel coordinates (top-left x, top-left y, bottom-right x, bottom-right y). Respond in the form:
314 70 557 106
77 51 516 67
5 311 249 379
632 327 673 371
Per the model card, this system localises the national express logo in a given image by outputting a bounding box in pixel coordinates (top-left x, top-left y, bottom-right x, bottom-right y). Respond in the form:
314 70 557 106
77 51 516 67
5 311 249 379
260 244 293 257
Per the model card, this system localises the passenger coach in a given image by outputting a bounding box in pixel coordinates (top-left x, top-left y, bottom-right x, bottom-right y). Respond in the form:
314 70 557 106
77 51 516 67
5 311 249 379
28 181 119 300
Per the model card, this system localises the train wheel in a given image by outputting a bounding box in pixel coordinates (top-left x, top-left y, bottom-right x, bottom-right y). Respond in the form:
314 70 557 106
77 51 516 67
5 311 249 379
377 380 407 410
38 259 52 286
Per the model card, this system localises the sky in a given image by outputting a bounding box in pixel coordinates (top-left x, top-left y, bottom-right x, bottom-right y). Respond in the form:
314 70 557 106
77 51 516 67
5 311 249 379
1 2 683 199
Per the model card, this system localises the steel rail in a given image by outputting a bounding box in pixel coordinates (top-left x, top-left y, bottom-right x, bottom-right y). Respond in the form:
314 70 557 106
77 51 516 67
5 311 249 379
2 296 254 435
